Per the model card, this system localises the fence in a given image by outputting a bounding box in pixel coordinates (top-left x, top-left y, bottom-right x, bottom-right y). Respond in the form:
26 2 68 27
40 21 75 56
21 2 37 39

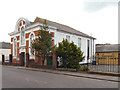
88 55 120 73
2 53 57 69
2 53 120 73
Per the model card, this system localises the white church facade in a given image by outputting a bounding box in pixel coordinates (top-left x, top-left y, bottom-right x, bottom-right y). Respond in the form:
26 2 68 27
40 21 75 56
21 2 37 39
9 17 95 65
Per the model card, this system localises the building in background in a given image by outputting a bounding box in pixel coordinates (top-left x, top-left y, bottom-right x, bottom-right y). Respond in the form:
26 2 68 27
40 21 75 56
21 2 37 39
9 17 95 65
0 42 11 62
96 44 120 65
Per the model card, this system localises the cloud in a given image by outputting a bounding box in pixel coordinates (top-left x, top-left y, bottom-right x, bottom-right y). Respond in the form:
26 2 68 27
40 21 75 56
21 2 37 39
84 0 118 12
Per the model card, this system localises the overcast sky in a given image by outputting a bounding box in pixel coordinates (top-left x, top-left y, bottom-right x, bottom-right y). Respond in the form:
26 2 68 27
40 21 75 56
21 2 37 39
0 0 118 44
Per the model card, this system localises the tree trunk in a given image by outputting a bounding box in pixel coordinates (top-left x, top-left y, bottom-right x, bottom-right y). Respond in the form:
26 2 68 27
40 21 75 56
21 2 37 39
38 56 41 64
42 54 45 66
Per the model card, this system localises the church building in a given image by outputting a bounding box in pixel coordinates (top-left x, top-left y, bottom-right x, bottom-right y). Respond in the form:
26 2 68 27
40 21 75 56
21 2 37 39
9 17 95 65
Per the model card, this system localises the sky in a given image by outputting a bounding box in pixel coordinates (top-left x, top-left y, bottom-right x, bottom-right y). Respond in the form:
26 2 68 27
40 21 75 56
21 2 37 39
0 0 118 44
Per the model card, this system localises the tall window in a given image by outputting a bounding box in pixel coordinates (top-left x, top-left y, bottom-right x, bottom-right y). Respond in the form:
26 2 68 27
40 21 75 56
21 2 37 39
21 26 25 45
66 35 70 42
78 38 81 48
87 40 90 60
14 38 17 56
30 34 34 55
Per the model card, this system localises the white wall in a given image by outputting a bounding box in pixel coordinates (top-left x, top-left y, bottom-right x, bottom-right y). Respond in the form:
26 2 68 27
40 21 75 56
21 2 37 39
10 22 95 64
0 49 11 61
54 30 95 63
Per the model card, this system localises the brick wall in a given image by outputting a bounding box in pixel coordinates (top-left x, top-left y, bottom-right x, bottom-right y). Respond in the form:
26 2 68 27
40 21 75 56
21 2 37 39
34 30 40 36
25 33 30 38
26 40 29 53
17 42 19 57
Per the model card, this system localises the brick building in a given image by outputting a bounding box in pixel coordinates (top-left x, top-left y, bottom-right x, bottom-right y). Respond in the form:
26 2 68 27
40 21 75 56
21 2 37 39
9 17 95 66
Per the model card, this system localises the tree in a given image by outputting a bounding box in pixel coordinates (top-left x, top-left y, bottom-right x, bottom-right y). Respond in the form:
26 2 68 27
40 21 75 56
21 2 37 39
31 20 53 65
55 39 85 70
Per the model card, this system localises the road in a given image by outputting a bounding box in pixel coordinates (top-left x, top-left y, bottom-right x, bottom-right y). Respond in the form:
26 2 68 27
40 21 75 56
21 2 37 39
2 66 118 88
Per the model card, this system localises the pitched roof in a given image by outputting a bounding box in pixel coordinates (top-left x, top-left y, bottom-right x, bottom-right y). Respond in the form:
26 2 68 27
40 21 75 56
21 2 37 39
31 17 95 39
96 44 120 53
0 42 11 49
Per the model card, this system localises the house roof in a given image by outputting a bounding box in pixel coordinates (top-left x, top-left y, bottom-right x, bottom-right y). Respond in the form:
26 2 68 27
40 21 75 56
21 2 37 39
0 42 11 49
96 44 120 53
31 17 95 39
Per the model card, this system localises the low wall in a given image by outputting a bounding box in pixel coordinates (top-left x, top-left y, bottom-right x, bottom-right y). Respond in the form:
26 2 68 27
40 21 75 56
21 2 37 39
2 53 57 69
27 63 55 69
56 68 77 72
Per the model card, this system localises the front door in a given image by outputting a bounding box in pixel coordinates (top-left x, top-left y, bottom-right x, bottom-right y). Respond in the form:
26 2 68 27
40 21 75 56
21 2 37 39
47 56 52 66
20 52 25 66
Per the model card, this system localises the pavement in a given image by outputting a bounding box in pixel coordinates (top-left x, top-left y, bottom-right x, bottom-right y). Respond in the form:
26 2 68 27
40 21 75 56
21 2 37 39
2 65 119 82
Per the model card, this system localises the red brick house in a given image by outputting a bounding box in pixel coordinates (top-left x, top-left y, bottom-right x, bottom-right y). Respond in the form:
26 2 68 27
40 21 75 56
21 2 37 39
8 17 95 67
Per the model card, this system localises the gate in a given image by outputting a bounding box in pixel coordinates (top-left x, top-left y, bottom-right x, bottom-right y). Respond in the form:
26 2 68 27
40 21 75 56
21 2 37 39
5 55 9 62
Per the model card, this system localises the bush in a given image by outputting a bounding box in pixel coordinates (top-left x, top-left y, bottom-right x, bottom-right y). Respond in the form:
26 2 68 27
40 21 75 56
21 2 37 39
83 65 90 71
78 65 83 71
77 65 90 71
55 39 85 70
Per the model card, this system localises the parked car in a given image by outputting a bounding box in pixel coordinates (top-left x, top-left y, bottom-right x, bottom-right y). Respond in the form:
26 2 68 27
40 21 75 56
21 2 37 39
5 60 9 62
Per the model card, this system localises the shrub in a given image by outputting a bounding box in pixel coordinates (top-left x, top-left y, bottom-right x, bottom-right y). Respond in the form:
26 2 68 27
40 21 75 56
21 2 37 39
55 39 85 70
83 65 90 71
78 65 83 71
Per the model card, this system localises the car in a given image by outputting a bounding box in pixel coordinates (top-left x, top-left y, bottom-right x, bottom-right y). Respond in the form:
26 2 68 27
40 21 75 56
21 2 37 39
5 60 9 62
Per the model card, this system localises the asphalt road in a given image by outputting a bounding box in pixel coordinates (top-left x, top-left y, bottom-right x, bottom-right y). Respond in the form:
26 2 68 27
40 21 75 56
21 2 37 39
2 66 118 88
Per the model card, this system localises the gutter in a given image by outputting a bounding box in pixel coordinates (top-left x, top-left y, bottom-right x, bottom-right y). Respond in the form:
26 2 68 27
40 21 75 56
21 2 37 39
57 29 96 39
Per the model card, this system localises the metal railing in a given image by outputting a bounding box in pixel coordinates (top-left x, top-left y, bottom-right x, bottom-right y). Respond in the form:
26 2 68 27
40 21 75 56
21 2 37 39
88 55 119 73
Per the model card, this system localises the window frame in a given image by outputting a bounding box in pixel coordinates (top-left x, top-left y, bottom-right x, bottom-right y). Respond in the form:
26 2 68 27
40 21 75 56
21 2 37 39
78 38 81 48
29 32 35 56
66 35 70 42
13 37 17 57
30 33 35 55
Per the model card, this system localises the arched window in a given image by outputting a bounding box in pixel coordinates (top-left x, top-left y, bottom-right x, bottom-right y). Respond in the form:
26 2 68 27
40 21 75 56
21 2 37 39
30 33 35 55
17 20 26 46
14 38 17 56
21 26 25 45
